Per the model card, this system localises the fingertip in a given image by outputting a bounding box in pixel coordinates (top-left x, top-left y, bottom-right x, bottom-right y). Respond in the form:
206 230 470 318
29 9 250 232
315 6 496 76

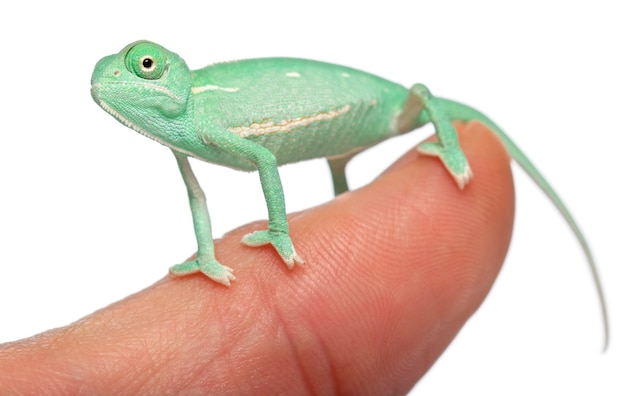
278 120 516 391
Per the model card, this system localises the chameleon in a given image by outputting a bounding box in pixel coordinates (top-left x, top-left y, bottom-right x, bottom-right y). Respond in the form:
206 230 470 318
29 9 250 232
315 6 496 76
91 40 608 348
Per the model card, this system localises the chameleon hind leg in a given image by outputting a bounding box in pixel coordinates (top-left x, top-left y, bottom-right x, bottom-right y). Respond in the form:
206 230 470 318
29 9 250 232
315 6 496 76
326 150 362 196
401 83 473 189
169 152 236 286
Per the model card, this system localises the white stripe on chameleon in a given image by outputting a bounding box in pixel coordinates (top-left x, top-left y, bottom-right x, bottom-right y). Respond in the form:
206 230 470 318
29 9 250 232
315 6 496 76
97 100 198 159
92 82 183 102
228 105 351 138
191 84 240 94
285 72 301 77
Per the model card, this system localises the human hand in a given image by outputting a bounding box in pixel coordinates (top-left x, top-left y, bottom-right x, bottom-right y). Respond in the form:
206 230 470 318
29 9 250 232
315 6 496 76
0 122 514 394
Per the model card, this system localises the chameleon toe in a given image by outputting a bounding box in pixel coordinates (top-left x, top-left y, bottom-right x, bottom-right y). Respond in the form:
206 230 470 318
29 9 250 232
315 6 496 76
202 265 236 286
242 230 303 269
170 260 201 275
170 257 236 286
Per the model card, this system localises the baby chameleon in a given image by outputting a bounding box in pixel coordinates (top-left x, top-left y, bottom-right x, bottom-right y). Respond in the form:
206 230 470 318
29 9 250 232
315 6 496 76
91 41 608 348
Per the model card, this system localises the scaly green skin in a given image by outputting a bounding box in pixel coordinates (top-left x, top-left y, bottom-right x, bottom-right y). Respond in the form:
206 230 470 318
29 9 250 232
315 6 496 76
91 41 608 348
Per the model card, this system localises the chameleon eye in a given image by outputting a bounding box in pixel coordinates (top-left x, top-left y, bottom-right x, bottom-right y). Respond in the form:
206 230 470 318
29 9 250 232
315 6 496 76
141 56 155 71
125 42 167 80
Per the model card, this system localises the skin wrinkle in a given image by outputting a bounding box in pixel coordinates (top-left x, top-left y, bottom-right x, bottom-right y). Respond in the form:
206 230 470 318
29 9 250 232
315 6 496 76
249 271 311 393
271 206 405 394
145 282 234 390
270 302 323 395
299 222 409 393
223 267 317 394
259 238 347 395
221 287 285 391
305 221 364 283
312 327 342 395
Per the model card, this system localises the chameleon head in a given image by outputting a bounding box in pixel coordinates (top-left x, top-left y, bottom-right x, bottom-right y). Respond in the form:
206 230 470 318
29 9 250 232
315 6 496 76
90 41 194 150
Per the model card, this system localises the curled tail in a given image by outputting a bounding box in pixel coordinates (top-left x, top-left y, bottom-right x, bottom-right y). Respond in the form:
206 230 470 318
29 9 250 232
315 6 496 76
439 98 609 351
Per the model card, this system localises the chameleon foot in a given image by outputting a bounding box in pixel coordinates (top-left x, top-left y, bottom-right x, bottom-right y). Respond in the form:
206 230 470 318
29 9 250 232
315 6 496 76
417 141 473 189
241 230 304 269
170 256 236 286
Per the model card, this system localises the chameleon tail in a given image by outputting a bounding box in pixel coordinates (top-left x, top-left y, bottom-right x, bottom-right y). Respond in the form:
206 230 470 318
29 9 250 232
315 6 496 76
438 98 609 351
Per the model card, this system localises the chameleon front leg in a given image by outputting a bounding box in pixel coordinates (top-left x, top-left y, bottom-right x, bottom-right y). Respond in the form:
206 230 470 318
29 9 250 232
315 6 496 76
403 83 473 189
201 130 304 269
169 152 236 285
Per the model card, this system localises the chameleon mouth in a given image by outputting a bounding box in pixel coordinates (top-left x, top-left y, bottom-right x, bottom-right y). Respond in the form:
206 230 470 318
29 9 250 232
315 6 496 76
92 91 196 158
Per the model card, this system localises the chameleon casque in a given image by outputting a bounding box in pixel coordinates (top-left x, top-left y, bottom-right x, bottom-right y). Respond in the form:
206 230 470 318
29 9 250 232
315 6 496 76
91 41 608 347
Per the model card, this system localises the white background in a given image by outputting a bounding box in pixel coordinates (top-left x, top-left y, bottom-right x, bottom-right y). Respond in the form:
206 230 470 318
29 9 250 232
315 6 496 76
0 1 623 394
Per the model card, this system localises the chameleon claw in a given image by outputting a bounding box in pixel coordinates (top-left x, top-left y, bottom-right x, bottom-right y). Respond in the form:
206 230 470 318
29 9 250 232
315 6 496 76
241 230 305 269
208 268 236 287
452 165 473 190
170 257 236 286
291 253 305 266
417 141 473 190
281 252 305 269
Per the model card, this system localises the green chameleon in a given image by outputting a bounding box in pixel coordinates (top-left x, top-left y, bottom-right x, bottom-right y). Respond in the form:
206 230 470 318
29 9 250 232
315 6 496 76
91 41 608 347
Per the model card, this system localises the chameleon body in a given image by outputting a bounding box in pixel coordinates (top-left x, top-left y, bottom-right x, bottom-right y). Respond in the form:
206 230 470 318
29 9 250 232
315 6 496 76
91 41 608 347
